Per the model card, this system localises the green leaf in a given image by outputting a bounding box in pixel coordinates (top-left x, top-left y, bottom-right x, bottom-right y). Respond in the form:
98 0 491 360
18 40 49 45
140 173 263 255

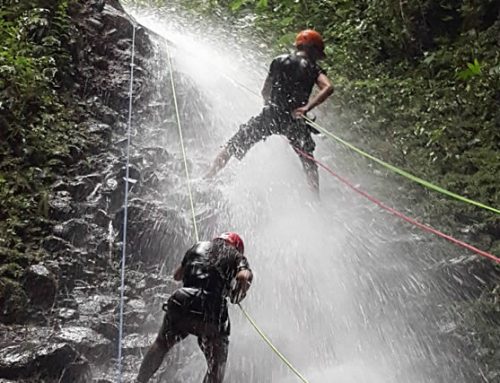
229 0 245 11
256 0 268 10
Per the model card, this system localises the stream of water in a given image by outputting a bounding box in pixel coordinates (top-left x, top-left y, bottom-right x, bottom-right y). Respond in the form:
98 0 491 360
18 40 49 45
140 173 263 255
124 4 485 383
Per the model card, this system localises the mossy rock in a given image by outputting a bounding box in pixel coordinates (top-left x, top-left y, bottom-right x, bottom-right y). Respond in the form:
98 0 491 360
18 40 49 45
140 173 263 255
0 277 28 324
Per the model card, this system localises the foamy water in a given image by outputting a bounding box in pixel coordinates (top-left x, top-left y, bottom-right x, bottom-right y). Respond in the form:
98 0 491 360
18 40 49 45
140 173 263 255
124 4 482 382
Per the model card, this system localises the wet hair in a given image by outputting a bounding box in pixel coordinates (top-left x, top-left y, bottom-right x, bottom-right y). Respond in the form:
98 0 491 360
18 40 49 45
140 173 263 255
208 238 243 276
210 238 239 258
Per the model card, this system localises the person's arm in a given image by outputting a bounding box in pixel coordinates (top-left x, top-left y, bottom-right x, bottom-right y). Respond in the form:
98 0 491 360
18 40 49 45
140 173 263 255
235 269 253 294
173 244 197 281
173 265 184 281
229 253 253 304
293 73 334 118
261 74 272 103
229 269 253 304
262 58 278 103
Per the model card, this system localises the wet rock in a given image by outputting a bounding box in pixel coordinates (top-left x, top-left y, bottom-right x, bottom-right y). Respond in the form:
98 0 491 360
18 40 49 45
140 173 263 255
87 122 113 148
88 121 112 136
126 298 146 312
95 104 119 125
53 218 90 247
92 318 118 342
58 308 79 321
77 294 116 317
49 190 74 220
135 277 146 292
122 333 155 355
42 235 72 253
87 16 104 30
60 297 79 310
95 208 113 228
114 198 188 267
70 173 104 201
54 326 112 362
56 251 86 290
23 264 58 309
59 358 91 383
123 298 147 326
0 342 78 380
119 162 142 185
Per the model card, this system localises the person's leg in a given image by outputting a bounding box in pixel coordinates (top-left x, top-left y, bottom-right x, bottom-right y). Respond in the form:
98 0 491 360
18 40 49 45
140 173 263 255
299 154 319 195
287 124 319 195
136 312 186 383
205 108 273 179
198 335 229 383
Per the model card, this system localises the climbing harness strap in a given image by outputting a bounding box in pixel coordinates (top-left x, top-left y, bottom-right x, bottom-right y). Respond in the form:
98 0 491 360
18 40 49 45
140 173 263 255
164 41 311 383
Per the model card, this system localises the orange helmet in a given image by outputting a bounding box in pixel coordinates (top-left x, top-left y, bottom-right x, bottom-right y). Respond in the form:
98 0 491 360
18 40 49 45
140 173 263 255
295 29 325 57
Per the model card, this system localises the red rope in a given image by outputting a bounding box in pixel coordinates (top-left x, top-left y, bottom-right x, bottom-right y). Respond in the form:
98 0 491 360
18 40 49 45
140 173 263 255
293 146 500 264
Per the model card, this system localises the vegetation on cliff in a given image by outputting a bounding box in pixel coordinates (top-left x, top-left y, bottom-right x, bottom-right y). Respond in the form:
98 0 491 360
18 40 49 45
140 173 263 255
1 0 76 314
0 1 78 254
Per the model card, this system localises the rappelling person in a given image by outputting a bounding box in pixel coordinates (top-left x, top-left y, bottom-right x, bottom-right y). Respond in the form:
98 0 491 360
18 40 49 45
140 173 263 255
136 232 253 383
206 29 334 194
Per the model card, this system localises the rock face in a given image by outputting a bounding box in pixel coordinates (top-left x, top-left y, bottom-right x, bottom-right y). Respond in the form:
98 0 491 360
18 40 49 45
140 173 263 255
0 0 192 381
23 264 58 309
0 326 93 382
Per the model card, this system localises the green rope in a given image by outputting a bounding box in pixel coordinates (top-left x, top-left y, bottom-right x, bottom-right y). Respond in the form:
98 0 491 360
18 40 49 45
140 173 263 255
213 73 499 215
165 40 200 242
238 304 310 383
304 116 500 215
164 41 311 383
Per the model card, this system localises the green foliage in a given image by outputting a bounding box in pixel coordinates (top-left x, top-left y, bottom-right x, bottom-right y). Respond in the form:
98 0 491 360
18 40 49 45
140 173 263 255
198 0 500 236
179 0 500 375
0 1 79 251
457 58 482 80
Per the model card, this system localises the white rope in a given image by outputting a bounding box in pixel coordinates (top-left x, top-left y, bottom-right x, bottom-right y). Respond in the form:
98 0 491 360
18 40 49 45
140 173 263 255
117 24 136 383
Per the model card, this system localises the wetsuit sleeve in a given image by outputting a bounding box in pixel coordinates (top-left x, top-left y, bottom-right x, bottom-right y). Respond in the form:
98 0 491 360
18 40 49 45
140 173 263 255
267 56 281 83
235 254 251 273
314 64 327 79
181 244 197 267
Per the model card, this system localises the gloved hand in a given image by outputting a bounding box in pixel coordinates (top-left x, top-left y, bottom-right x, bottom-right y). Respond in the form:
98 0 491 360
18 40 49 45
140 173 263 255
229 278 246 304
229 270 252 304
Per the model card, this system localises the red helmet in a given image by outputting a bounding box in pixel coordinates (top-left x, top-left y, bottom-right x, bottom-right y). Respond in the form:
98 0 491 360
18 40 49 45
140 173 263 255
216 232 244 254
295 29 325 57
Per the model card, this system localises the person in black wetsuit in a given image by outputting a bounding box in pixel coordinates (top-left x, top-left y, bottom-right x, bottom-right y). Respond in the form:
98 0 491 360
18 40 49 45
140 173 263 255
206 30 334 194
136 232 252 383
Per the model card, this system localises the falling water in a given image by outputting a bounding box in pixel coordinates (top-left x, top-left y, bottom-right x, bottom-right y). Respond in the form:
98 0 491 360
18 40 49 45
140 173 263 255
122 4 489 383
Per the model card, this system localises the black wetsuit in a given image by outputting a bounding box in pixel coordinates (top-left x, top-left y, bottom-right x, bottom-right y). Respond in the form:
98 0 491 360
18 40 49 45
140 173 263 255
137 239 251 383
226 52 325 179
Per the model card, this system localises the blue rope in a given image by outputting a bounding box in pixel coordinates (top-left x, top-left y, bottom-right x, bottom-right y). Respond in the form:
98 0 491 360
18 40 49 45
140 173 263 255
117 24 136 383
